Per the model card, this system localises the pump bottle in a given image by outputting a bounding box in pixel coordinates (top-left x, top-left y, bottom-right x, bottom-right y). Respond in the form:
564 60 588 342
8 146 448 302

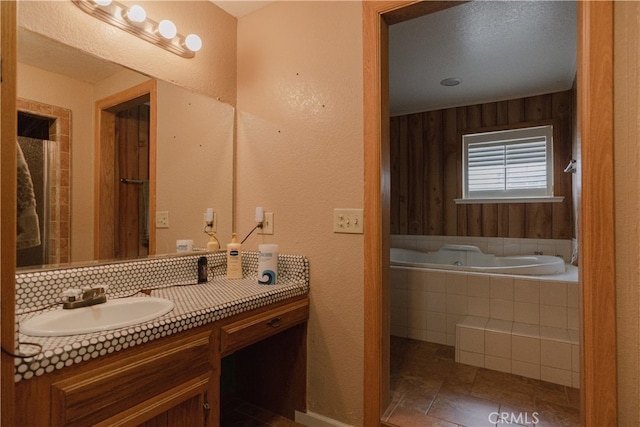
226 233 243 279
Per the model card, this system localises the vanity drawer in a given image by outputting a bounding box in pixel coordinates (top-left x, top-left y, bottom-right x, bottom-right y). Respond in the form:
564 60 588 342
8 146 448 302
50 330 211 427
220 298 309 356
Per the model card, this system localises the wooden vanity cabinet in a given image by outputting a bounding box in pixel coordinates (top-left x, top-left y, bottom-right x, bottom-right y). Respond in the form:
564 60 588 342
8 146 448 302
15 296 309 426
16 326 214 427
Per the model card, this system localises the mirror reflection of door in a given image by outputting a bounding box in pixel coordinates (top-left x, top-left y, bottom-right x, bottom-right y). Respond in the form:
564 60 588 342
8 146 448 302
96 80 156 261
115 102 150 259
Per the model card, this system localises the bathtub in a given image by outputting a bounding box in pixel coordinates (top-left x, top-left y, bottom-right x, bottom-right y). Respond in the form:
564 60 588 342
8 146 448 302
391 244 566 275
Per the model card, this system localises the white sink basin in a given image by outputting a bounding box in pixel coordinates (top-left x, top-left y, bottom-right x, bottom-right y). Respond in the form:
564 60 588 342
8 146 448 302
20 297 175 337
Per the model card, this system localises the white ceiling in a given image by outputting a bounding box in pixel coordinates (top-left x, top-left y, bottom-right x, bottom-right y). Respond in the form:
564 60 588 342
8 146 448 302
211 1 273 18
389 1 577 116
18 28 126 84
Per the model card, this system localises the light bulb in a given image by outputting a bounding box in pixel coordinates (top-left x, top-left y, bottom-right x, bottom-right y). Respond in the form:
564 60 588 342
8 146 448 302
126 5 146 23
184 34 202 52
158 19 177 39
93 0 112 6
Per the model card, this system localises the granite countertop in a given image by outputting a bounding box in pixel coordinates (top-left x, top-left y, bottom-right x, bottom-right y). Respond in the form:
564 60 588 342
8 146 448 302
14 275 309 382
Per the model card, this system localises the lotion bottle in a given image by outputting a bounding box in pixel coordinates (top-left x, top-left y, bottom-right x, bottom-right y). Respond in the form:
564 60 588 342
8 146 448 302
226 233 243 279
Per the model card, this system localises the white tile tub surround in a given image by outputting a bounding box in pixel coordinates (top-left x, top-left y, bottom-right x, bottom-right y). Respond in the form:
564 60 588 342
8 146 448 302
455 317 580 388
390 236 579 388
390 266 578 343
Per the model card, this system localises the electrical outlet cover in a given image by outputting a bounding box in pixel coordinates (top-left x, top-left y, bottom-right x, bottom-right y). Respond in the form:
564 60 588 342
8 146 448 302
156 211 169 229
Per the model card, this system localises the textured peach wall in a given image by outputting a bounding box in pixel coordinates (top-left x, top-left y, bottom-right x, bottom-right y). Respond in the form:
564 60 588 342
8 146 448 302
237 2 364 424
155 81 234 254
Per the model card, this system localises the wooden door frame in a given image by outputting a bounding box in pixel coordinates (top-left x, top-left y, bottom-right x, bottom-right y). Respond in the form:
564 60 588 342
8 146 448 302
1 1 18 425
95 80 157 260
362 1 617 425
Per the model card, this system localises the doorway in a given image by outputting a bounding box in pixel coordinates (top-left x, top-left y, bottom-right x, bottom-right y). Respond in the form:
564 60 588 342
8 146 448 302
16 100 72 266
95 80 157 260
363 1 616 426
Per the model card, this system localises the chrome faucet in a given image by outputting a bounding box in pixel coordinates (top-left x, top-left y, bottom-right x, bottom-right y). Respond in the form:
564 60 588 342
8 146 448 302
62 286 108 309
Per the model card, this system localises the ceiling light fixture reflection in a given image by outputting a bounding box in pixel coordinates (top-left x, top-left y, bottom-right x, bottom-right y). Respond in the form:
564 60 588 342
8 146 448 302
440 77 462 87
73 0 202 58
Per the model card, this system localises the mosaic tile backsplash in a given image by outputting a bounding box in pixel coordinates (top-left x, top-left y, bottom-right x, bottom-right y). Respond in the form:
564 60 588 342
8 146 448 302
14 251 309 382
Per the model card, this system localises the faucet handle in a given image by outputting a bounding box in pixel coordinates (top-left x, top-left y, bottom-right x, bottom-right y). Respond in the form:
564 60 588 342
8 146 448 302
62 288 82 302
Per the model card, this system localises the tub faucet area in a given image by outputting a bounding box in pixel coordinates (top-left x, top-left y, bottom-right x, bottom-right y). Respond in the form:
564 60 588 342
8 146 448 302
62 286 107 309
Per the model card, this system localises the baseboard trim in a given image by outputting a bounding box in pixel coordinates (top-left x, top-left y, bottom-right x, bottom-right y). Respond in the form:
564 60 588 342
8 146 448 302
295 410 354 427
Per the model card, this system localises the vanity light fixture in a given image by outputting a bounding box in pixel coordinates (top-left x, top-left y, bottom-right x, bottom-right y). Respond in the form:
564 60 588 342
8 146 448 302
73 0 202 58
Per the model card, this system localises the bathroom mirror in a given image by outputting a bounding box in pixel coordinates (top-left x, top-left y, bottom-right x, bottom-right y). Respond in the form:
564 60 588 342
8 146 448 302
16 27 234 270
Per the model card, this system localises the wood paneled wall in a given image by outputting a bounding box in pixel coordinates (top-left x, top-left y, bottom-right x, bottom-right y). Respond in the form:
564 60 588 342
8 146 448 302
390 90 574 239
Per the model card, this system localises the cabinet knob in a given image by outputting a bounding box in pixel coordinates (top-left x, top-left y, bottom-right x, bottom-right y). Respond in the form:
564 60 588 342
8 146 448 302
267 316 282 328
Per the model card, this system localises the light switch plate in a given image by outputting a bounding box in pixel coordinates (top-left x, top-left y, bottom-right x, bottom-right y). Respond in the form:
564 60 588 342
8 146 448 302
258 212 274 234
333 208 363 234
156 211 169 228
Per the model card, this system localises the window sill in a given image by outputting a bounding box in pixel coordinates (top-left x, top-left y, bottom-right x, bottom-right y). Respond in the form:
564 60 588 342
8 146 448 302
454 196 565 205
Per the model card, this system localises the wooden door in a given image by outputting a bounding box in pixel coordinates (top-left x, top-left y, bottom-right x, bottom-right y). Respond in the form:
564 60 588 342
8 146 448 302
95 80 157 260
115 104 150 259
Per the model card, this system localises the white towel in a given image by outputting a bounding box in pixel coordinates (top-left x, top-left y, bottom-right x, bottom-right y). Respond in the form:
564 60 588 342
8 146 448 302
16 140 41 249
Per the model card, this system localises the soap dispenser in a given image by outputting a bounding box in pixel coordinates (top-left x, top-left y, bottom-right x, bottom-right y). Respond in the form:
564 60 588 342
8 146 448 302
226 233 243 279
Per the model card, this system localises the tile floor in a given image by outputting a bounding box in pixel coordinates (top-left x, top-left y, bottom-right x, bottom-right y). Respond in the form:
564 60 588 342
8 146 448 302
384 336 580 427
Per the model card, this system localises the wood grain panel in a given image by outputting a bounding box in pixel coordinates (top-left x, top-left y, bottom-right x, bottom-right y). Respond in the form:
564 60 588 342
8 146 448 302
497 204 510 237
508 203 526 237
508 98 525 123
390 90 574 239
578 1 617 424
426 110 443 235
407 113 423 234
389 117 400 234
1 3 18 425
115 105 150 259
397 115 408 234
552 91 574 239
443 108 458 236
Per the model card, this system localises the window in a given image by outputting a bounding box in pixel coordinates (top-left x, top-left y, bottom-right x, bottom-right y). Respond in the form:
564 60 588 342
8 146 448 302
461 125 554 201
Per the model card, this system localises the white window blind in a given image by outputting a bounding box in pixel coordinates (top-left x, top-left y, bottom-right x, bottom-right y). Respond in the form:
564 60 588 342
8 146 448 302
462 125 554 200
